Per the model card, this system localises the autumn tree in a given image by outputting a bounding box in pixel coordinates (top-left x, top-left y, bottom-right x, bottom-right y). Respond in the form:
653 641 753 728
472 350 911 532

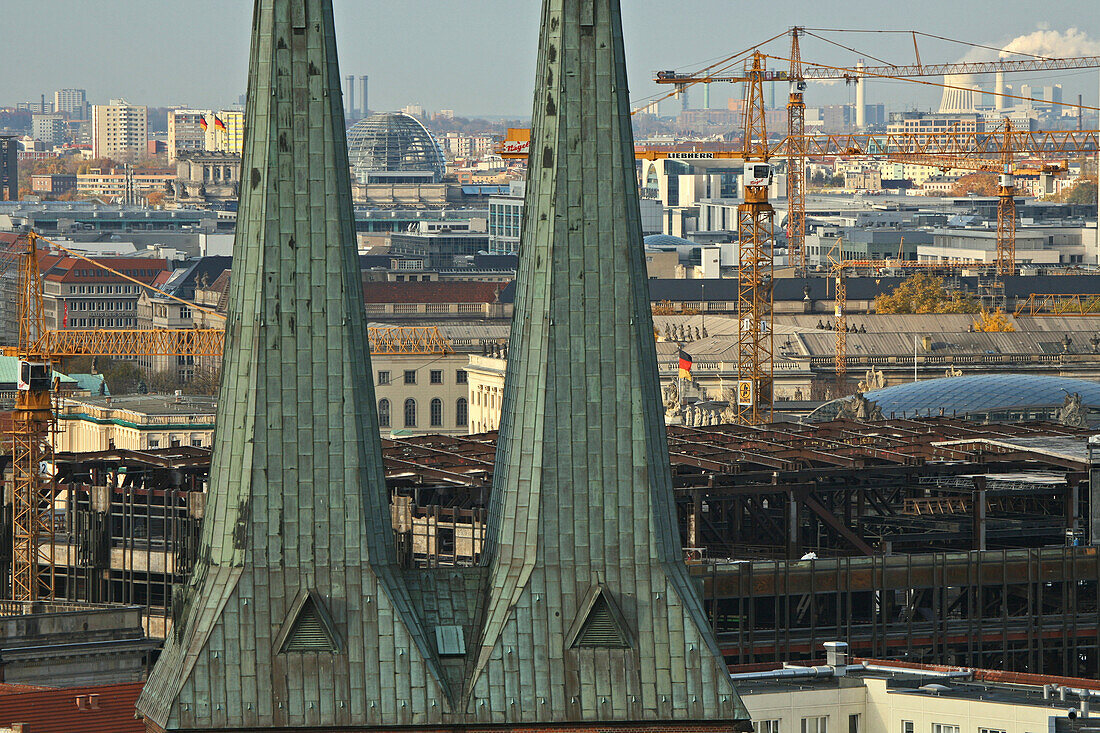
972 308 1016 332
950 173 999 197
874 273 979 314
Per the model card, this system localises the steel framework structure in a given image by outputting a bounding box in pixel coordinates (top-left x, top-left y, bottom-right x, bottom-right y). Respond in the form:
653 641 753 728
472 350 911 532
736 53 774 424
42 417 1100 674
9 235 53 601
785 28 807 273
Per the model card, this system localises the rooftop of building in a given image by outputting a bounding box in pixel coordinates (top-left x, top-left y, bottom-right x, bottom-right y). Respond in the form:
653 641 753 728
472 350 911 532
62 393 217 417
733 651 1100 713
0 681 146 733
811 374 1100 422
362 280 509 304
42 256 169 283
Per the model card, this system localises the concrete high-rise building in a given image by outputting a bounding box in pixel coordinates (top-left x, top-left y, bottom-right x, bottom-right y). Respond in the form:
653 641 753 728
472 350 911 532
0 136 16 201
137 0 751 731
91 99 148 160
359 74 368 116
166 109 209 162
344 74 355 116
54 88 88 120
32 113 67 145
203 110 245 155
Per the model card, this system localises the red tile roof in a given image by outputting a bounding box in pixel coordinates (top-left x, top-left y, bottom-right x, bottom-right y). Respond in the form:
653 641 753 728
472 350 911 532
0 682 145 733
0 683 52 696
43 257 169 284
362 280 510 304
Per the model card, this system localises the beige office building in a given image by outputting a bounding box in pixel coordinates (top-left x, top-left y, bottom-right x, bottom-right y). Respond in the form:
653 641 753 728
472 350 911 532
167 109 209 162
91 99 148 160
371 353 471 437
740 643 1089 733
55 394 217 453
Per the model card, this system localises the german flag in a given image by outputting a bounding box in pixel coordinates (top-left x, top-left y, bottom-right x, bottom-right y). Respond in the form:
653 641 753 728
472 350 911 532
199 116 208 132
678 348 692 379
213 116 227 131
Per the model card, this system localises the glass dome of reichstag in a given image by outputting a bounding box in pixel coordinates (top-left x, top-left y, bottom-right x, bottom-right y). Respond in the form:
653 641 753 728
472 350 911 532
808 374 1100 423
346 112 446 184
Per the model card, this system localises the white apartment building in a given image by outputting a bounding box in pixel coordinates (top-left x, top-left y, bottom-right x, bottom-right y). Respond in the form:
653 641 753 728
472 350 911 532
92 99 148 160
54 88 89 120
167 109 210 162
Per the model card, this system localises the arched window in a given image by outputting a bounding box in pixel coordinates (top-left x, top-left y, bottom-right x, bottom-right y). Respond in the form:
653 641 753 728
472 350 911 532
456 398 468 427
404 398 417 428
377 398 390 428
430 398 443 427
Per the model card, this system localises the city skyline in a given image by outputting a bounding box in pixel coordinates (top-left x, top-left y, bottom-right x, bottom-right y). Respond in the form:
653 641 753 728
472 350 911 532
8 0 1100 117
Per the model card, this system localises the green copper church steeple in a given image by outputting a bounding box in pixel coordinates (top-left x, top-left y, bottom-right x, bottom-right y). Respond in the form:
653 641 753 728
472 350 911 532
136 1 451 730
466 0 752 727
138 1 749 730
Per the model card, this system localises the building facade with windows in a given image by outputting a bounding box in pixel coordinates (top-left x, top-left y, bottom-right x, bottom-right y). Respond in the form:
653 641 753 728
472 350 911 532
40 256 170 332
203 110 245 155
167 109 209 162
91 100 148 160
32 113 67 145
54 394 217 452
54 88 89 120
371 352 472 437
741 644 1090 733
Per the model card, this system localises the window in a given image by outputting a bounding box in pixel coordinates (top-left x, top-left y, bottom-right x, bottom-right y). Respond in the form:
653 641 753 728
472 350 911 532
802 718 827 733
456 369 468 384
404 370 416 385
978 729 1006 733
191 437 203 447
430 398 443 427
378 399 391 428
931 725 959 733
377 370 390 386
902 723 914 733
403 399 417 428
148 437 160 449
755 721 780 733
430 369 443 385
456 398 468 427
849 715 860 733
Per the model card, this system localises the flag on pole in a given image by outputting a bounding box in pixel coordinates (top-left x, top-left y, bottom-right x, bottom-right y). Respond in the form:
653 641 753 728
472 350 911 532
199 116 209 132
213 116 227 131
678 348 692 379
63 301 68 328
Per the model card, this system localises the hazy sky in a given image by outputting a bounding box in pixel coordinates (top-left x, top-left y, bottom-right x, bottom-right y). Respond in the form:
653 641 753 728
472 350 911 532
9 1 1100 117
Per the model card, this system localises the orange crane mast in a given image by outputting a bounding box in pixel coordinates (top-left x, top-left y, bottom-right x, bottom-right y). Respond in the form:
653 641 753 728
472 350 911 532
3 232 452 601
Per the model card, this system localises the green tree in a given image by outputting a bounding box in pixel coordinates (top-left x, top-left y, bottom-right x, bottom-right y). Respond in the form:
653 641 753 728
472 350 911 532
874 273 979 314
1065 180 1098 205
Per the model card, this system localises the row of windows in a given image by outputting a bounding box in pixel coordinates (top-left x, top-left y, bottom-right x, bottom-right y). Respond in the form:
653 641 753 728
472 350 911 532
146 435 205 449
66 317 136 328
72 269 158 280
65 300 135 311
758 720 1008 733
377 369 467 386
378 398 468 429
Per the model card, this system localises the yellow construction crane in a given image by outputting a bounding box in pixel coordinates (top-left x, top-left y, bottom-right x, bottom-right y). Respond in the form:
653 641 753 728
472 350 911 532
784 121 1099 277
735 52 776 425
653 32 1100 279
3 232 452 601
826 239 846 397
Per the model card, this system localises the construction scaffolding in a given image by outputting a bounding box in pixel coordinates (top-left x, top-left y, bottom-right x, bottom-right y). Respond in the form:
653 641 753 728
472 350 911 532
31 416 1100 676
